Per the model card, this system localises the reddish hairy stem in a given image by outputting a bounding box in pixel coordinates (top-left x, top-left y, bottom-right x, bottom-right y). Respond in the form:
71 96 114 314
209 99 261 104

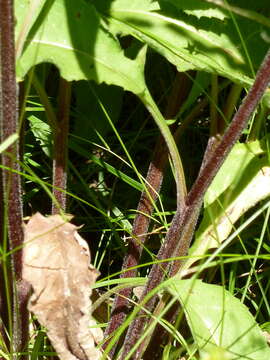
0 0 22 275
143 299 180 360
121 48 270 359
103 144 166 349
104 72 193 354
52 78 71 214
187 50 270 208
121 80 230 358
169 49 270 276
0 0 30 355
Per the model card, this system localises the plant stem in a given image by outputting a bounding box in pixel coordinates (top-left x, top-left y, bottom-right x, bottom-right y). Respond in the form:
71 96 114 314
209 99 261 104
121 48 270 359
103 145 166 351
170 50 270 275
0 0 30 356
142 78 233 358
52 78 71 214
187 49 270 208
143 296 180 360
141 91 187 210
223 83 242 130
104 72 193 355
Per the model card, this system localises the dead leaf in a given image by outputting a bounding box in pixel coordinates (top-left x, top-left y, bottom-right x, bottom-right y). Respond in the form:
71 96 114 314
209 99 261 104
22 213 103 360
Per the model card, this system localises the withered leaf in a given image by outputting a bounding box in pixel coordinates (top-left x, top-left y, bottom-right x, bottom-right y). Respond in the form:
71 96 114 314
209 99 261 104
22 213 103 360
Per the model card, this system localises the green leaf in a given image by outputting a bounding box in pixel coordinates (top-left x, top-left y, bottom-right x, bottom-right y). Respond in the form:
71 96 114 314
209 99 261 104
28 115 52 157
15 0 146 95
182 138 270 273
204 0 270 28
167 278 270 359
15 0 186 205
204 139 267 207
15 0 47 59
96 0 269 86
164 0 228 20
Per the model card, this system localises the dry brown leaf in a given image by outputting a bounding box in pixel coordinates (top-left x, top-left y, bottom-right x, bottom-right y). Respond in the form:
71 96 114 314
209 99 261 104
22 213 103 360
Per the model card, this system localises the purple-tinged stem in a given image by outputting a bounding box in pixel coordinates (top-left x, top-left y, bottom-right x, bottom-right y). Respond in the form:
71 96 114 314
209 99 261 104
121 48 270 359
103 144 166 350
52 78 71 214
187 49 270 208
115 76 230 359
0 0 30 356
104 72 193 355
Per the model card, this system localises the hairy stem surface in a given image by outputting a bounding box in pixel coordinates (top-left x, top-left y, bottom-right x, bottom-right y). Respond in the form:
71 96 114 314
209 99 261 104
121 48 270 359
104 72 193 355
0 0 30 356
52 78 71 214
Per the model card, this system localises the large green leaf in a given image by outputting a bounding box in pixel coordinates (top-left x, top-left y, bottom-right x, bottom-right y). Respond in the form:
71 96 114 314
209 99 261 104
95 0 270 86
167 278 270 359
182 138 270 273
15 0 146 95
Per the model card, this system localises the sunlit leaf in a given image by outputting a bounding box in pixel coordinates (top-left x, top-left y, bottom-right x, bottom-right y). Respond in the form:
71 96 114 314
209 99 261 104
167 278 270 359
15 0 146 95
182 138 270 272
95 0 270 85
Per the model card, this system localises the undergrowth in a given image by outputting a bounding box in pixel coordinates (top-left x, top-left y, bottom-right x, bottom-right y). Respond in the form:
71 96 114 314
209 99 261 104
1 1 270 359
